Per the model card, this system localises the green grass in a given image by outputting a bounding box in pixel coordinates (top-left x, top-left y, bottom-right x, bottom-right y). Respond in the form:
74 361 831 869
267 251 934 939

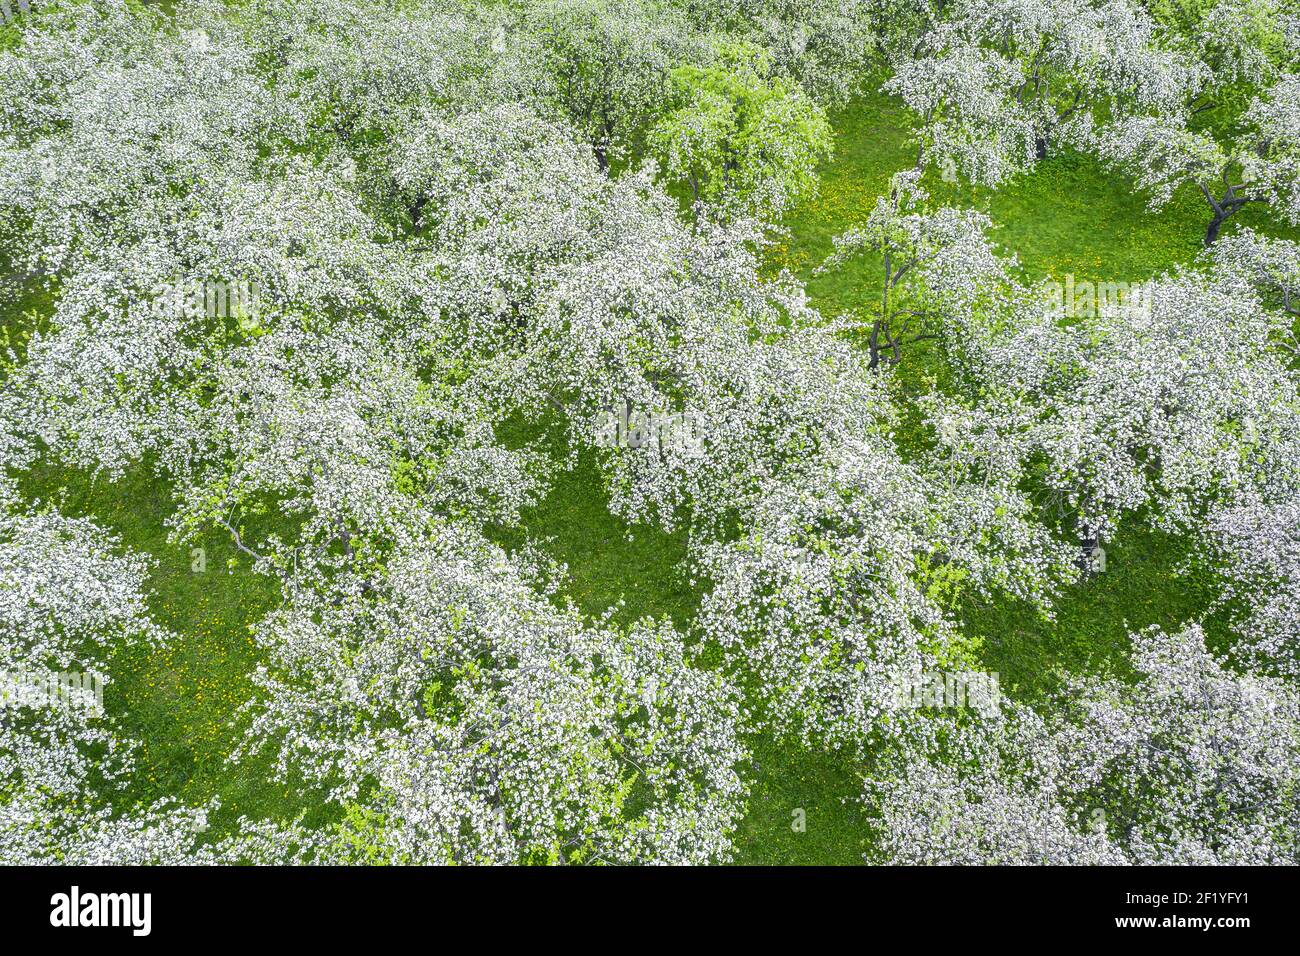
490 456 699 631
730 736 871 865
17 463 329 834
3 81 1266 864
964 522 1230 705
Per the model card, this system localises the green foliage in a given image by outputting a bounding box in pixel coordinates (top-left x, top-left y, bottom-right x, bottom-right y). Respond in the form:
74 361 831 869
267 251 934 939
648 41 833 217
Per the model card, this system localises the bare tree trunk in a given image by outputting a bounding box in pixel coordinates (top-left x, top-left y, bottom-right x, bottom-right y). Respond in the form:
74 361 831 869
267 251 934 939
1204 211 1229 247
868 318 884 371
1199 181 1251 247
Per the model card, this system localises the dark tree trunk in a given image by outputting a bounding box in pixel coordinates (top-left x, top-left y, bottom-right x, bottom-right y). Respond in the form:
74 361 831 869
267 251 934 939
868 318 884 371
1199 181 1251 247
1204 212 1228 247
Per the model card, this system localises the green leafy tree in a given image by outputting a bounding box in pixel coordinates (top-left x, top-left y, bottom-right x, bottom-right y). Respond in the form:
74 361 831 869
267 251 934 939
648 41 832 220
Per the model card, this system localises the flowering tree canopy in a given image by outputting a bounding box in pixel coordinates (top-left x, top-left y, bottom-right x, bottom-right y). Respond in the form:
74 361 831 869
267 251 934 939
1 0 1298 869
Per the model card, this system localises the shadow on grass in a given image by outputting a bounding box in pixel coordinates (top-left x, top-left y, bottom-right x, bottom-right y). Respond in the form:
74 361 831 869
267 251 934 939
964 522 1230 704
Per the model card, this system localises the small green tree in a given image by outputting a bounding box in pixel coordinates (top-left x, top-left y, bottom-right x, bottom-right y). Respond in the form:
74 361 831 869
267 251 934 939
648 41 832 221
